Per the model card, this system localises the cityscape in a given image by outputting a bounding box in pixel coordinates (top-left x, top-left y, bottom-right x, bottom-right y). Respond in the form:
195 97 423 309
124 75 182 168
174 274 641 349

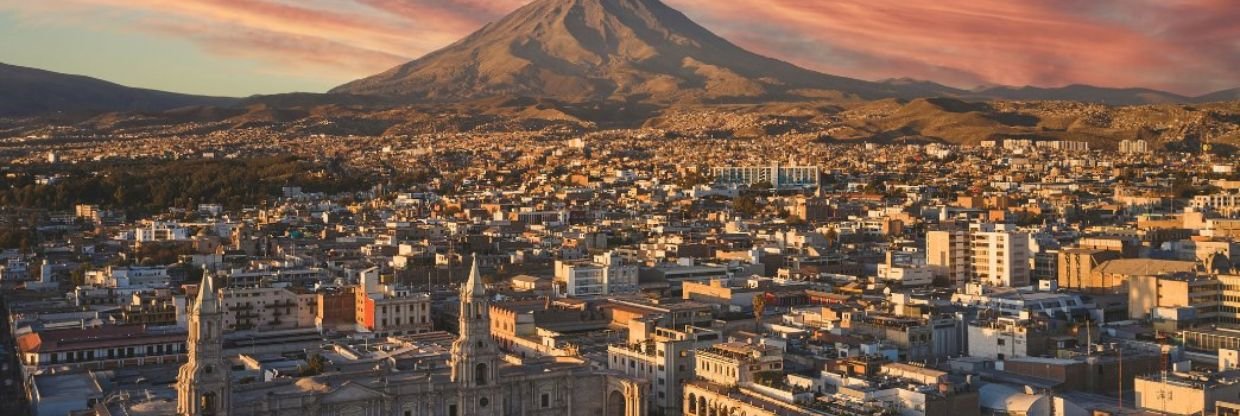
1 1 1239 416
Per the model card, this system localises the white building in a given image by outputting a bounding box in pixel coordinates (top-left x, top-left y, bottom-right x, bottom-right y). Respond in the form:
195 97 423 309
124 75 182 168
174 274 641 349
126 222 190 242
1193 192 1240 218
554 251 638 298
1119 139 1150 154
86 266 171 289
711 165 819 189
970 223 1031 287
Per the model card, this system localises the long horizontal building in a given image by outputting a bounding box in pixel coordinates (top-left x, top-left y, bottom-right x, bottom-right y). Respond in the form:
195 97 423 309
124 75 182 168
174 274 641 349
712 165 820 189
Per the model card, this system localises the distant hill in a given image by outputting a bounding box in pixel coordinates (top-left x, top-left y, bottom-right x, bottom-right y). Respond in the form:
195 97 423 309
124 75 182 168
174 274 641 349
0 63 236 117
1195 88 1240 103
969 85 1191 106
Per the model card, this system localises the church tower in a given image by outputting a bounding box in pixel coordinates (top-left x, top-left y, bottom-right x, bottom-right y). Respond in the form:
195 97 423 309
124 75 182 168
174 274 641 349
177 269 231 416
450 257 501 415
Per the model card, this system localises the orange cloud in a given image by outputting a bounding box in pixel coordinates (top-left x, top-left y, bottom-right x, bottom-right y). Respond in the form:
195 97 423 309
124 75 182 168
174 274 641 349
4 0 1236 95
670 0 1240 95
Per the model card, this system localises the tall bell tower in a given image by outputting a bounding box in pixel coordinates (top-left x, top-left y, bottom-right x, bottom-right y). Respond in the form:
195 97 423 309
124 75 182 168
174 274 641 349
451 256 501 415
177 269 231 416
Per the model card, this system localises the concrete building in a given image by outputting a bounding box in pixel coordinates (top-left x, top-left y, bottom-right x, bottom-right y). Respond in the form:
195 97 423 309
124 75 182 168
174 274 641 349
1134 370 1240 415
970 223 1030 287
1128 274 1220 324
608 319 720 415
555 251 639 298
1092 258 1198 294
694 342 784 387
216 285 318 332
927 230 970 285
1057 248 1123 293
355 271 433 336
966 316 1050 360
1193 192 1240 218
711 165 819 190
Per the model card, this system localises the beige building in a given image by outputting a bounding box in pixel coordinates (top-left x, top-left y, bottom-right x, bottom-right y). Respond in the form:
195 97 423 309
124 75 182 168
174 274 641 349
217 286 318 332
353 266 433 336
1135 371 1240 415
1218 275 1240 325
970 223 1030 287
1129 274 1220 323
695 342 783 387
1092 258 1198 294
1057 248 1122 292
927 229 970 285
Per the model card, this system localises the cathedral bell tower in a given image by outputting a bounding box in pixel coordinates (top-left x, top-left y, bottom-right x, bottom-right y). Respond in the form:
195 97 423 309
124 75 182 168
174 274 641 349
177 269 231 416
450 257 501 415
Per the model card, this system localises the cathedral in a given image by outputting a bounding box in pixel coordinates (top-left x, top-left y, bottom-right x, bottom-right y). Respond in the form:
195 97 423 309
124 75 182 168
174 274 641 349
177 260 645 416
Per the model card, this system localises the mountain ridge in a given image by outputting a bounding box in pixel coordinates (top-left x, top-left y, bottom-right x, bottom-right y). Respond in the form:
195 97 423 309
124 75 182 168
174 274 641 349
0 63 237 117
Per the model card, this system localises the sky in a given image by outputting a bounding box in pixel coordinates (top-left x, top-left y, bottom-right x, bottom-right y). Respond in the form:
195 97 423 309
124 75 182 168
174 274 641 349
1 0 1237 97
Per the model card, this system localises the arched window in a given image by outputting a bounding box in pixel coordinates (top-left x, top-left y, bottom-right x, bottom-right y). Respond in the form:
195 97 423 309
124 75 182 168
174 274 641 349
476 363 488 386
688 393 697 414
200 392 217 415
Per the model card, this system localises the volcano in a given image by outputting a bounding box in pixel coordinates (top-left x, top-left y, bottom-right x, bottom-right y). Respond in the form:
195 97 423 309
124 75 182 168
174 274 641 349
330 0 932 103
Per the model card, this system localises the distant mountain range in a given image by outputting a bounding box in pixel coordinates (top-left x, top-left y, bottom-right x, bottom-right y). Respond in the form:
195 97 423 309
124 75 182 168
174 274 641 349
0 63 235 117
1 0 1237 117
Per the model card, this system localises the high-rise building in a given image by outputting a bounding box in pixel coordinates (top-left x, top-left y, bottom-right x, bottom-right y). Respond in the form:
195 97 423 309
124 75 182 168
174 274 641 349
970 223 1031 287
927 229 970 285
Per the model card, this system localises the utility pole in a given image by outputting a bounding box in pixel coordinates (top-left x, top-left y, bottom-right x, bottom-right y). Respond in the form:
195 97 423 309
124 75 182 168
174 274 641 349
1118 346 1124 411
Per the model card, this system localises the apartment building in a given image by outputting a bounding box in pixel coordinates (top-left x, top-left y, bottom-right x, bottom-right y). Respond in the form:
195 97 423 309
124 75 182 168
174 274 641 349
966 316 1050 360
608 319 721 415
695 342 784 387
1129 274 1220 324
970 223 1030 287
354 274 432 336
926 229 970 285
554 251 639 298
1194 192 1240 218
218 286 318 332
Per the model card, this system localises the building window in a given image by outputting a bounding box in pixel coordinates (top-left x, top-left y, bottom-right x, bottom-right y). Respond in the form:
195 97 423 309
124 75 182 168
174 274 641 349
476 363 488 386
541 393 550 408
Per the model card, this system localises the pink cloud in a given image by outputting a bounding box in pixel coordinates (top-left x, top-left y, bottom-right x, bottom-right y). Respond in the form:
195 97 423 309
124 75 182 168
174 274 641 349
4 0 1236 95
670 0 1239 95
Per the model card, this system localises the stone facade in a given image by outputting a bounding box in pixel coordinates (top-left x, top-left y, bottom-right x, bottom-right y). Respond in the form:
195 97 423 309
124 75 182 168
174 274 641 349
178 259 645 416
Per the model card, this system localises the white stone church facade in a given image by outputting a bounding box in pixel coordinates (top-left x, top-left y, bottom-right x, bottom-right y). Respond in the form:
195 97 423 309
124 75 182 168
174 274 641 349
177 261 645 416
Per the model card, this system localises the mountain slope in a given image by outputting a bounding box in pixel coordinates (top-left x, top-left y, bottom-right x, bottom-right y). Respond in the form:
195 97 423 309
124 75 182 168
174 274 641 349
971 84 1192 106
0 63 237 117
1196 88 1240 103
331 0 925 103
